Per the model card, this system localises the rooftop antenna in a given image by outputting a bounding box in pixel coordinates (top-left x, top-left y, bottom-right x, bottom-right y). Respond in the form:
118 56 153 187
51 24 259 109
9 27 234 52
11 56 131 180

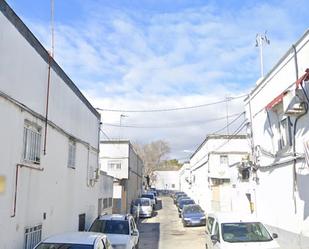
255 31 270 78
50 0 55 57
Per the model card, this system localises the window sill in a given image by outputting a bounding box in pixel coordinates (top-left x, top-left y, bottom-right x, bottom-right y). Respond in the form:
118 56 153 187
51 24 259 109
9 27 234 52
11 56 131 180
17 163 44 171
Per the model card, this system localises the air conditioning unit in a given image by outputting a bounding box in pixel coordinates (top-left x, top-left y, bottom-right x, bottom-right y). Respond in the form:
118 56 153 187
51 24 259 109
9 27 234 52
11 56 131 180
283 89 306 116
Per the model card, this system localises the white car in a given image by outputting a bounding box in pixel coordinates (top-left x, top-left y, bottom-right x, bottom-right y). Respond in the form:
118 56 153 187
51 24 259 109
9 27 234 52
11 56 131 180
205 213 280 249
132 197 153 218
141 193 156 207
34 232 113 249
89 214 139 249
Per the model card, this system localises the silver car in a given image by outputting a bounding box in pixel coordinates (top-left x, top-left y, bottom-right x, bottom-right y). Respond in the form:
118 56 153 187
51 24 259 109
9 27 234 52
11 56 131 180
132 198 153 218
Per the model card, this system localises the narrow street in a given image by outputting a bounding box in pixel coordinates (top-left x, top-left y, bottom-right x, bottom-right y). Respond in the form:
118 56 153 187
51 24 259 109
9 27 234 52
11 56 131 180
139 196 205 249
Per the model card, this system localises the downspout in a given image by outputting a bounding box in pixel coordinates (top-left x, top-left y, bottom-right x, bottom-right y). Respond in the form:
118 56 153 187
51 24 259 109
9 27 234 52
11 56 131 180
292 45 308 213
43 53 52 155
11 164 43 218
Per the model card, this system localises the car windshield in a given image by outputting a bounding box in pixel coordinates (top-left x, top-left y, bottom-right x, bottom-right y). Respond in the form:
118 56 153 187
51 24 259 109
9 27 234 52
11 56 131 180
179 199 194 208
135 199 150 206
183 205 203 214
142 194 154 199
35 244 92 249
89 219 129 235
221 222 273 243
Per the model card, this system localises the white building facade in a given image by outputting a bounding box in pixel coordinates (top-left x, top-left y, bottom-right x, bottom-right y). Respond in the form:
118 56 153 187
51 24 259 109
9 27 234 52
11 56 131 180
100 140 144 214
245 29 309 248
189 135 251 213
178 162 192 196
0 2 107 249
153 170 180 191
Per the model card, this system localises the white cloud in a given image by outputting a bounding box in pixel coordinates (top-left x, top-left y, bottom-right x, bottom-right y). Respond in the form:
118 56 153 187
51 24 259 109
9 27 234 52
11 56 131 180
24 0 309 159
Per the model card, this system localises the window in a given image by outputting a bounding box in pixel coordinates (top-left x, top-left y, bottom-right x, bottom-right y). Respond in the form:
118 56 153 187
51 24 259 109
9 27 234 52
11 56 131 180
68 138 76 168
278 117 292 151
23 122 41 164
78 213 86 231
108 197 113 207
220 155 228 167
171 184 175 188
103 198 108 209
108 161 121 170
214 222 220 241
24 224 42 249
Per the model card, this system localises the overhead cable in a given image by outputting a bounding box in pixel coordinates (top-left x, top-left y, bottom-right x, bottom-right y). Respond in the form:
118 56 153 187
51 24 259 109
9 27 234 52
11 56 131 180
102 113 243 129
96 94 247 113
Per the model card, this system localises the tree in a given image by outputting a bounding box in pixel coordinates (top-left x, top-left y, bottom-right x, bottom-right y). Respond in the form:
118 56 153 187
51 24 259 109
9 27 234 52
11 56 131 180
133 140 170 186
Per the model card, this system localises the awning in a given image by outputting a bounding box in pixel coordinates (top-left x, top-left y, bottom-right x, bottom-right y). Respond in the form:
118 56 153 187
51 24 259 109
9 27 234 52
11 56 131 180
265 69 309 110
296 68 309 88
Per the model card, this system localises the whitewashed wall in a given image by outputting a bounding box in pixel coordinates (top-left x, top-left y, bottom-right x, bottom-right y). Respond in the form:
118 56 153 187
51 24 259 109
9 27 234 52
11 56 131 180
245 30 309 248
153 171 180 190
0 3 103 248
179 163 192 196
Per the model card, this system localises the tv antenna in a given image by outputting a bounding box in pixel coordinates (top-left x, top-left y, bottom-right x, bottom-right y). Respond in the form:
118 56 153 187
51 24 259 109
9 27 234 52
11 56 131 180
255 31 270 78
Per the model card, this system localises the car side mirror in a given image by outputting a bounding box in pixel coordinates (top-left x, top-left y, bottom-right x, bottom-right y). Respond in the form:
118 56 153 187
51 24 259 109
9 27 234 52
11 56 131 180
211 235 219 244
272 233 278 239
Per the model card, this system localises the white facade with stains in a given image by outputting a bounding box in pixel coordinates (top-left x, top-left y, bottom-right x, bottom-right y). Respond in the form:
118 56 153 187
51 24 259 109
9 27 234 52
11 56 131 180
0 2 108 248
244 29 309 248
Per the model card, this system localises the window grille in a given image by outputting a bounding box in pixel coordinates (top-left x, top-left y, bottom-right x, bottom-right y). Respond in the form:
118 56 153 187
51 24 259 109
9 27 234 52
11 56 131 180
23 124 41 164
103 198 108 209
68 139 76 168
24 224 42 249
108 197 113 207
108 161 121 170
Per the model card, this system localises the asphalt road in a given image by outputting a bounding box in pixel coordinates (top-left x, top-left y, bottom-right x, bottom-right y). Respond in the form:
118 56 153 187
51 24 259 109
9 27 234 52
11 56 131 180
138 196 206 249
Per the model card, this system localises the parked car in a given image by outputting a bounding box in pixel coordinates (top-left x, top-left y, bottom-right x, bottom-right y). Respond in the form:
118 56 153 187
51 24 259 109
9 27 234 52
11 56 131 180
141 193 156 207
89 214 139 249
148 191 158 203
205 213 280 249
132 198 153 218
177 198 195 217
172 192 185 202
175 196 190 207
174 193 187 204
34 232 113 249
182 204 206 227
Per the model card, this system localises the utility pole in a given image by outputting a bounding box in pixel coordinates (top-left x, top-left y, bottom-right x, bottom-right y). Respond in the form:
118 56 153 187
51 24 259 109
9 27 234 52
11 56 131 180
256 32 270 78
119 114 128 140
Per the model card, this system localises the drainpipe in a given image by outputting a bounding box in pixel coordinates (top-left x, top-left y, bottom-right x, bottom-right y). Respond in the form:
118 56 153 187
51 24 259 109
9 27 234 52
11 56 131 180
11 164 43 218
292 45 308 213
43 53 52 155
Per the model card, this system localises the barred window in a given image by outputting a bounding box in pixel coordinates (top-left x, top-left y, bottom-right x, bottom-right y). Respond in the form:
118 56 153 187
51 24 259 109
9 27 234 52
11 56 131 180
23 123 41 164
24 224 42 249
108 160 121 170
108 197 113 207
103 198 108 209
68 139 76 168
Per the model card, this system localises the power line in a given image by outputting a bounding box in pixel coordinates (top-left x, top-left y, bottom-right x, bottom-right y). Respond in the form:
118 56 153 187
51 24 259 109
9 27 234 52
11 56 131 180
96 94 247 113
99 127 111 140
102 113 243 129
212 112 245 135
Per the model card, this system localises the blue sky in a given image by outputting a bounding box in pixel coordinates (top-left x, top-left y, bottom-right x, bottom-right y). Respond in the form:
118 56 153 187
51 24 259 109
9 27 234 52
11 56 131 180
6 0 309 159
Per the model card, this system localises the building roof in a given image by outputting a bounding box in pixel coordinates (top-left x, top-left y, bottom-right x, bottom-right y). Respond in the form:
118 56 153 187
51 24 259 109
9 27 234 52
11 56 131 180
0 1 100 119
42 232 105 245
190 134 247 159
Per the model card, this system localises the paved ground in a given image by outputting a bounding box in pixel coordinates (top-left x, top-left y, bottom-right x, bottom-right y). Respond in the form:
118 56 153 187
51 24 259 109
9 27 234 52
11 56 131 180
138 196 205 249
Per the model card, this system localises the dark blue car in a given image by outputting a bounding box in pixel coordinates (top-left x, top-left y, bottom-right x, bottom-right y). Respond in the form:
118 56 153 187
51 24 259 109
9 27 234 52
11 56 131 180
177 198 195 217
181 204 206 227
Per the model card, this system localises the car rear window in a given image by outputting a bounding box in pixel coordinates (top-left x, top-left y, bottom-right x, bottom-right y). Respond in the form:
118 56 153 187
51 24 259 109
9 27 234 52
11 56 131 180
134 199 150 206
89 219 129 235
141 194 154 199
35 244 92 249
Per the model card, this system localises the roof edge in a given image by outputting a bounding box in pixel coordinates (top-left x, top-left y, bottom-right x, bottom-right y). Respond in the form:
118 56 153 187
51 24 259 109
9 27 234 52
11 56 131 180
0 1 100 119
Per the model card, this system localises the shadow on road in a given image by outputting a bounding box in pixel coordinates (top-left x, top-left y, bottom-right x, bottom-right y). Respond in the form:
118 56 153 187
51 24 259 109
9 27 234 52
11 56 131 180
139 222 160 249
